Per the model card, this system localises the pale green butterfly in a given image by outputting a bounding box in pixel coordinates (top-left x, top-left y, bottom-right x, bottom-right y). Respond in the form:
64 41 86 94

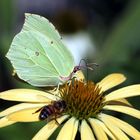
6 13 84 87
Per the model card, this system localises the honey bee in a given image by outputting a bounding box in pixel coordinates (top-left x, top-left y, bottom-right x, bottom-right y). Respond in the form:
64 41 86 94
34 100 66 123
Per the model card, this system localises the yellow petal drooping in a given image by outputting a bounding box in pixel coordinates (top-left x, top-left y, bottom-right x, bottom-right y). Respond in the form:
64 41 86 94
57 117 78 140
74 70 85 82
0 103 46 117
103 105 140 119
0 89 52 102
114 98 132 106
32 115 68 140
100 113 140 139
0 117 16 128
99 114 129 140
104 85 140 102
92 118 116 139
89 118 108 140
7 107 42 122
97 73 126 93
80 120 95 140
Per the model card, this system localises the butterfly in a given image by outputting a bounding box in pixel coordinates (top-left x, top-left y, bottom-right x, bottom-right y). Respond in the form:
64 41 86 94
6 13 84 87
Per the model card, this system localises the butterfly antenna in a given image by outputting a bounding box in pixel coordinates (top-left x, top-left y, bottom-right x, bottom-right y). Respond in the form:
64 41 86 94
79 59 99 71
86 63 99 71
79 59 99 83
79 59 89 82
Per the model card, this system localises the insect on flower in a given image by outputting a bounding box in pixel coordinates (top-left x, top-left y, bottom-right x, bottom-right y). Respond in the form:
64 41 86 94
34 100 67 123
0 73 140 139
6 13 85 87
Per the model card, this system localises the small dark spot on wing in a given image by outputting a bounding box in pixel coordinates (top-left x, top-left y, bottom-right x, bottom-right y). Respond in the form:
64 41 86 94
35 51 39 56
51 41 53 44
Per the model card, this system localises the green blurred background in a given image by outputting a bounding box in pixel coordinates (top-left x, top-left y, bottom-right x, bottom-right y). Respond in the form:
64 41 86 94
0 0 140 139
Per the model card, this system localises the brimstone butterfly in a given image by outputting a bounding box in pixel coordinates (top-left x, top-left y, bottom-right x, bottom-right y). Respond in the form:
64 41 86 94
6 13 84 87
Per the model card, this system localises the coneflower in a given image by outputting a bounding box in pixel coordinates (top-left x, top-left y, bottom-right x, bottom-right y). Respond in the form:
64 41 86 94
0 73 140 140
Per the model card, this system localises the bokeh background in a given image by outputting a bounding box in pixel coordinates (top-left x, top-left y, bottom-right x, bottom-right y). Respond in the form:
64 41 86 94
0 0 140 139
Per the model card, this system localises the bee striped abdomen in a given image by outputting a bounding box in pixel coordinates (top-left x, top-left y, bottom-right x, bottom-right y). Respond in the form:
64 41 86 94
38 100 66 121
39 105 54 120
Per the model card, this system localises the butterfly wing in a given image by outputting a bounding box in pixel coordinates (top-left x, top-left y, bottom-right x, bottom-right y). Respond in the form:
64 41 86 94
23 13 61 40
22 13 75 76
6 13 75 87
7 31 67 86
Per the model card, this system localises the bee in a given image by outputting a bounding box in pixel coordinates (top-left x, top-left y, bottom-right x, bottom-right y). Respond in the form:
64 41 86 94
34 100 66 123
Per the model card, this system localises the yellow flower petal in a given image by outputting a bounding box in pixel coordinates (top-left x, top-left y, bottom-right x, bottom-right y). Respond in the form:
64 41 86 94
75 70 85 81
0 117 16 128
88 118 108 140
103 105 140 119
42 89 61 100
0 89 52 102
104 85 140 102
80 120 95 140
0 103 46 117
93 119 116 140
117 98 131 105
107 98 132 107
7 106 44 122
99 114 129 140
115 98 132 106
32 115 68 140
97 73 126 93
57 117 78 140
100 113 140 139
